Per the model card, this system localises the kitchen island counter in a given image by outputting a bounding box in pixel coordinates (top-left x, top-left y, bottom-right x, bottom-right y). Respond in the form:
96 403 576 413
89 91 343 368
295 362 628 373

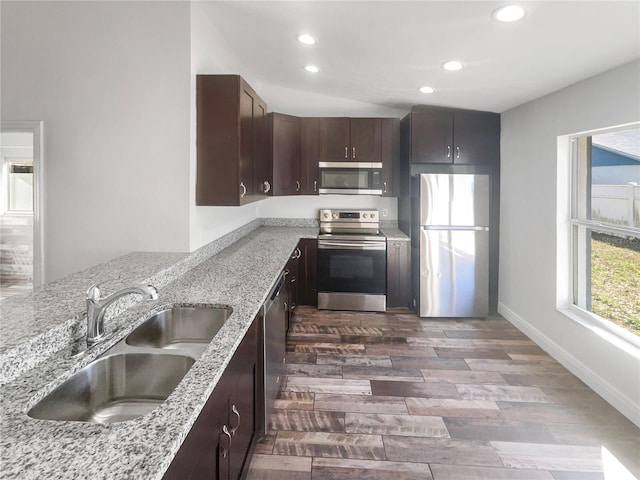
0 225 317 480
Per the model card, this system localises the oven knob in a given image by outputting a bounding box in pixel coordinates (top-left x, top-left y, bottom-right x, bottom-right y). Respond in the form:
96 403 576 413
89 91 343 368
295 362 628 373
323 213 330 219
332 213 338 219
370 212 376 219
363 213 368 218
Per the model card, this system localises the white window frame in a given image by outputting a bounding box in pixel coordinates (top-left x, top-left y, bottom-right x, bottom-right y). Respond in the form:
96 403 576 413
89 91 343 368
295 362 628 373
558 122 640 354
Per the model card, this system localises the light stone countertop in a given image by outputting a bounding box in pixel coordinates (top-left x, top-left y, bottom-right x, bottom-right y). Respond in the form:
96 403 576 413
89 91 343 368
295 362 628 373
380 227 410 241
0 225 317 480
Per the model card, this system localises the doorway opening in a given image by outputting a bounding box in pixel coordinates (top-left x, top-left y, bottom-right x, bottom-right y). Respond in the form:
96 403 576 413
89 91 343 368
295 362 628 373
0 121 44 300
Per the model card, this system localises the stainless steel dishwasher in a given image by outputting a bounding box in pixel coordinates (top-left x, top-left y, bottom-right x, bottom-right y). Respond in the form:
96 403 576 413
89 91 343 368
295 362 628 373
263 271 287 432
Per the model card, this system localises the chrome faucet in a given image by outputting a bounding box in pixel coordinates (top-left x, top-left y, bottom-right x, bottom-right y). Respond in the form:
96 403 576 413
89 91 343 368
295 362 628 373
85 283 159 347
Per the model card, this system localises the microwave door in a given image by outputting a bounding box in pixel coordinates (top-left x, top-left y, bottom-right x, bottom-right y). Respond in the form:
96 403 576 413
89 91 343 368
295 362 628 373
318 163 382 195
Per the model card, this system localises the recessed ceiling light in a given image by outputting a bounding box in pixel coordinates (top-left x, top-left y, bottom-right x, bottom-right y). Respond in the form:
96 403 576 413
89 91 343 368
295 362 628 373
492 5 527 22
304 65 319 73
442 61 463 71
296 34 316 45
419 86 435 94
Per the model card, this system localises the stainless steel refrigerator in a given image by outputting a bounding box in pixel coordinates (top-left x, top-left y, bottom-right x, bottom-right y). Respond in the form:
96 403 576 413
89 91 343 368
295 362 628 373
416 173 490 317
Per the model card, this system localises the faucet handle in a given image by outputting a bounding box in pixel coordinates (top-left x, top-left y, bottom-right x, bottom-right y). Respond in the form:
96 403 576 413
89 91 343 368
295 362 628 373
86 278 120 301
141 284 159 300
86 283 103 301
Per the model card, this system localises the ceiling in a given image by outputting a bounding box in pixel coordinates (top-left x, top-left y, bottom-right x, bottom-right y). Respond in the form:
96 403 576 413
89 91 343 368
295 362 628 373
201 1 640 113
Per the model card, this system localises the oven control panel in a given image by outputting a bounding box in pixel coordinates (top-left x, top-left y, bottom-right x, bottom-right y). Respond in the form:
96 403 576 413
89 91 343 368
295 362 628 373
320 209 378 222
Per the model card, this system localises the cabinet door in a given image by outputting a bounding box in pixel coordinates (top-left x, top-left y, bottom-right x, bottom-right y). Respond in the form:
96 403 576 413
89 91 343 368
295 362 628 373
297 239 318 306
196 75 268 206
196 75 241 206
162 319 258 480
227 320 258 480
228 368 256 480
253 98 270 197
270 113 301 196
239 86 255 204
318 117 350 162
453 110 500 166
386 239 410 308
350 118 381 163
381 118 400 197
161 381 230 480
410 110 453 164
300 118 320 195
284 251 299 325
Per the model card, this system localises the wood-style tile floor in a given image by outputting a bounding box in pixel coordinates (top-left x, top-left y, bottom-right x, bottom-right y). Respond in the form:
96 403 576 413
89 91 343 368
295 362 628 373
247 307 640 480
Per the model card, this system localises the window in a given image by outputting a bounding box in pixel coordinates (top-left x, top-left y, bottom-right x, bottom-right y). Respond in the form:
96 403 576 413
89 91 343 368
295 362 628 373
570 126 640 337
6 160 34 212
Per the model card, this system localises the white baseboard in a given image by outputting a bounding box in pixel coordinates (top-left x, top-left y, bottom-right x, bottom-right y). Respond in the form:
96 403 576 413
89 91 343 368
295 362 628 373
498 302 640 428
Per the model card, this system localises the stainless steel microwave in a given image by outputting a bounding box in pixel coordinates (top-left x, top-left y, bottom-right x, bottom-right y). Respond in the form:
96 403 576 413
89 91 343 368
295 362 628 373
318 162 383 195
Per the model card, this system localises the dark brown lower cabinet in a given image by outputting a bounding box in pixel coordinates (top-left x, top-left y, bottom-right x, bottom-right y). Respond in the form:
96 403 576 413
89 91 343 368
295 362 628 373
162 318 259 480
283 250 299 332
387 239 410 308
297 239 318 307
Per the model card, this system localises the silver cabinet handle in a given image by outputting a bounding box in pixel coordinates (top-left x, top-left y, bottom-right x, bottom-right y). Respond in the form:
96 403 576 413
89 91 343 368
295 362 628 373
456 146 460 159
383 181 387 193
344 146 349 158
283 269 290 276
352 147 356 159
240 182 247 198
290 276 297 283
313 180 317 192
229 404 240 437
220 425 231 458
263 181 271 193
447 146 451 158
295 247 301 258
296 180 301 192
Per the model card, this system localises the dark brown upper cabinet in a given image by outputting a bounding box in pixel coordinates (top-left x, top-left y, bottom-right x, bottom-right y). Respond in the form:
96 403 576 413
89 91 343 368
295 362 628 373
452 110 501 165
381 118 400 197
196 75 269 206
269 113 301 196
300 118 320 195
269 114 319 196
408 106 500 166
318 118 382 163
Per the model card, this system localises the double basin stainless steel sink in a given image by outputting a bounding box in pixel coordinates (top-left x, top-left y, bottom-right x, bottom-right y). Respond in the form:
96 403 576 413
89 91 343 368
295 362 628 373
27 305 232 424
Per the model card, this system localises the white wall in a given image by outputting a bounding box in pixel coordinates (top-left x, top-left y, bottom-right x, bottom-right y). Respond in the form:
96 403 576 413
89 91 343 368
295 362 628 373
257 195 398 220
189 1 262 251
1 0 407 277
500 60 640 425
1 1 192 282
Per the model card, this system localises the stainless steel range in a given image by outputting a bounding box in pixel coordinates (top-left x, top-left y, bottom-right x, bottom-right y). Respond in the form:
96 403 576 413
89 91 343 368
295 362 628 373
317 209 386 312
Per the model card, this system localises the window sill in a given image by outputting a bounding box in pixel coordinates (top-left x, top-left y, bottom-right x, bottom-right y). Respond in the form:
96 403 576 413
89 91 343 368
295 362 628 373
558 305 640 358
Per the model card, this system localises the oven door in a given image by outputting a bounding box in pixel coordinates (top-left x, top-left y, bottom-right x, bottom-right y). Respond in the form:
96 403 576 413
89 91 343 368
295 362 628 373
317 238 386 294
